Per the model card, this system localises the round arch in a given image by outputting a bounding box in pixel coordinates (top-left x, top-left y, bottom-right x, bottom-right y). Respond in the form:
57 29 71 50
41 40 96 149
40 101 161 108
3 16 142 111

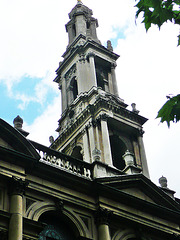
25 201 90 238
70 77 78 100
112 229 137 240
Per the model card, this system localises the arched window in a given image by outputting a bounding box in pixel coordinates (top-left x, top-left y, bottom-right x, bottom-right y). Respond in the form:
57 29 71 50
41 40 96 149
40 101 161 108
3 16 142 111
72 78 78 100
96 71 105 90
110 135 126 170
38 211 76 240
71 146 83 160
70 77 78 101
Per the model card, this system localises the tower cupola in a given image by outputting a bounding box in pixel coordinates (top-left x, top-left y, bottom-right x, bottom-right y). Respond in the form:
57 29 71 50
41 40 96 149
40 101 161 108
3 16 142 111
66 0 100 46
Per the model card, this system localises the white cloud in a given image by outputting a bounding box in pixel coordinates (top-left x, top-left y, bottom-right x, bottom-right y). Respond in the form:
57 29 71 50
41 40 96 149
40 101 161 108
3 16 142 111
25 95 61 145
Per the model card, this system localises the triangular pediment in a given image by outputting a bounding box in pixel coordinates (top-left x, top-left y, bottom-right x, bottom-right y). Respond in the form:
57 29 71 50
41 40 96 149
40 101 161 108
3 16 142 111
97 174 180 212
120 187 156 203
0 118 40 160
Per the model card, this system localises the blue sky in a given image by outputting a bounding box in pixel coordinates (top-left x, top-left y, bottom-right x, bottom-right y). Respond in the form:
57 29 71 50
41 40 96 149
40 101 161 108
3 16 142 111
0 0 180 197
0 75 58 125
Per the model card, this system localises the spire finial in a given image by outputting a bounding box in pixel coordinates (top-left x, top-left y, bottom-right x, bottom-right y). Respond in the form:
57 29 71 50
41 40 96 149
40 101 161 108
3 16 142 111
77 0 82 4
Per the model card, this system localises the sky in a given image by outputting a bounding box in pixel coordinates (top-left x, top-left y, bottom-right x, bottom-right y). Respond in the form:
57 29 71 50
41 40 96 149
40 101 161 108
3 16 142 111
0 0 180 197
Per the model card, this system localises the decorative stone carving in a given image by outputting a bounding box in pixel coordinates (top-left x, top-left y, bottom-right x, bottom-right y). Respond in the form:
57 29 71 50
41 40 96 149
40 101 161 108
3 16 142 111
95 207 113 225
139 129 145 137
10 177 29 196
123 150 135 166
49 136 54 144
111 62 117 69
159 176 168 188
100 114 109 122
107 40 113 51
65 64 76 81
55 199 64 213
13 115 23 129
92 147 101 161
78 53 86 63
131 103 140 114
87 52 96 61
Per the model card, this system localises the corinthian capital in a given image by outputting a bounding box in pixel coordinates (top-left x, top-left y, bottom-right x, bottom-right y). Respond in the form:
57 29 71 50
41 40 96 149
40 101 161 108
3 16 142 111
95 207 113 225
111 62 117 69
10 177 29 196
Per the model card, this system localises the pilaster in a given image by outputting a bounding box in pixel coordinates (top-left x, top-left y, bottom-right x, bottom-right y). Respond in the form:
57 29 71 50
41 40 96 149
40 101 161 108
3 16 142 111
87 52 97 88
61 77 68 112
138 130 150 178
100 114 113 166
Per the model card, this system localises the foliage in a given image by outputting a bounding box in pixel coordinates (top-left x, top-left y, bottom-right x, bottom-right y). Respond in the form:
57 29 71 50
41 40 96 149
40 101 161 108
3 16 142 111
156 94 180 127
135 0 180 45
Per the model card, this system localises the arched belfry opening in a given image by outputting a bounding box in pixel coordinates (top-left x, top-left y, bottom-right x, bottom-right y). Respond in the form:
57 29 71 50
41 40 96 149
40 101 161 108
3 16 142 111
71 146 83 160
110 135 127 170
71 77 78 100
38 211 77 240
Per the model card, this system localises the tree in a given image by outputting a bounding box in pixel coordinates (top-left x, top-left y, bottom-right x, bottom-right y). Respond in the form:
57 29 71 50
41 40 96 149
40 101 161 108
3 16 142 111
135 0 180 126
156 95 180 127
135 0 180 46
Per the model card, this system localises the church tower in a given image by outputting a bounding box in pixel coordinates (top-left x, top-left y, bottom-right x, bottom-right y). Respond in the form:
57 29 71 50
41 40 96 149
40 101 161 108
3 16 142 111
1 1 180 240
51 0 149 178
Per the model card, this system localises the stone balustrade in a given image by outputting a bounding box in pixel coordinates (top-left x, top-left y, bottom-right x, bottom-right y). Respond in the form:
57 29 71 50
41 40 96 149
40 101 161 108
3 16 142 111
31 141 92 180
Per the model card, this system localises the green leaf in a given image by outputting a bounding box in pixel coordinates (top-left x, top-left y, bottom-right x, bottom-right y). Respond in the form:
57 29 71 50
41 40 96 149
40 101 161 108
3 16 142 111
157 94 180 127
174 0 180 5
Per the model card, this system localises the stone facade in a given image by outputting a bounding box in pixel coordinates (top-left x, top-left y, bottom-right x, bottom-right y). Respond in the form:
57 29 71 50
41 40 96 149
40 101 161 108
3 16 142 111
0 1 180 240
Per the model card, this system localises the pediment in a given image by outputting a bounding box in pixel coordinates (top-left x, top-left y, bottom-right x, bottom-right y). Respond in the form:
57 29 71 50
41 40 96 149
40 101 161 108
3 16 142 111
120 187 156 204
97 174 180 212
0 118 40 160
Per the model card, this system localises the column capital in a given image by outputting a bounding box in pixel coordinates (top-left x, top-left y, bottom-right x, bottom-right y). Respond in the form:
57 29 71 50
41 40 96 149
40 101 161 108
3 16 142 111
95 207 113 225
10 177 29 196
99 114 109 122
138 129 145 137
87 52 96 59
54 199 64 214
111 62 117 69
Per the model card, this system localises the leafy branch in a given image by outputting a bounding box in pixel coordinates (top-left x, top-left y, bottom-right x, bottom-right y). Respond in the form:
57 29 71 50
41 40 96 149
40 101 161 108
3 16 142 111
135 0 180 45
156 94 180 127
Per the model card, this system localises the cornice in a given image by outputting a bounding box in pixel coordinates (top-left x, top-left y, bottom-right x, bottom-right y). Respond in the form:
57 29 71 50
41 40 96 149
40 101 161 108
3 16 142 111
54 36 119 79
52 93 147 149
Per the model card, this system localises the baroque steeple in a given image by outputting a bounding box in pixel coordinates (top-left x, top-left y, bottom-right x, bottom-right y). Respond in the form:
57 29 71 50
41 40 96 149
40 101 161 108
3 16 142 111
66 0 100 46
52 1 150 179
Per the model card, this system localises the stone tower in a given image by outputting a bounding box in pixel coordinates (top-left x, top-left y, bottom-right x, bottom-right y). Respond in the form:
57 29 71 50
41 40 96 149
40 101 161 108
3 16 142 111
1 1 180 240
51 0 149 178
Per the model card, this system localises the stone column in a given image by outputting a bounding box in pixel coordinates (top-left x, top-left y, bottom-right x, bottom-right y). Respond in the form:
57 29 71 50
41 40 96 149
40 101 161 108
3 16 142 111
82 128 91 163
87 52 97 88
95 124 100 150
100 115 113 166
67 85 74 106
60 77 67 113
138 130 150 178
66 24 74 45
8 177 28 240
111 62 119 97
96 207 112 240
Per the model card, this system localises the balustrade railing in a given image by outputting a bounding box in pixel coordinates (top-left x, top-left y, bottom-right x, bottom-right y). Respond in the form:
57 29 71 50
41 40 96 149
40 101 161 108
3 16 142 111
30 141 92 179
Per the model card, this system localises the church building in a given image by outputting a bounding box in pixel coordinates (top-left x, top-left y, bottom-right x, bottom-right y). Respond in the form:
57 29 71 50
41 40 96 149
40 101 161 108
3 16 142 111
0 1 180 239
